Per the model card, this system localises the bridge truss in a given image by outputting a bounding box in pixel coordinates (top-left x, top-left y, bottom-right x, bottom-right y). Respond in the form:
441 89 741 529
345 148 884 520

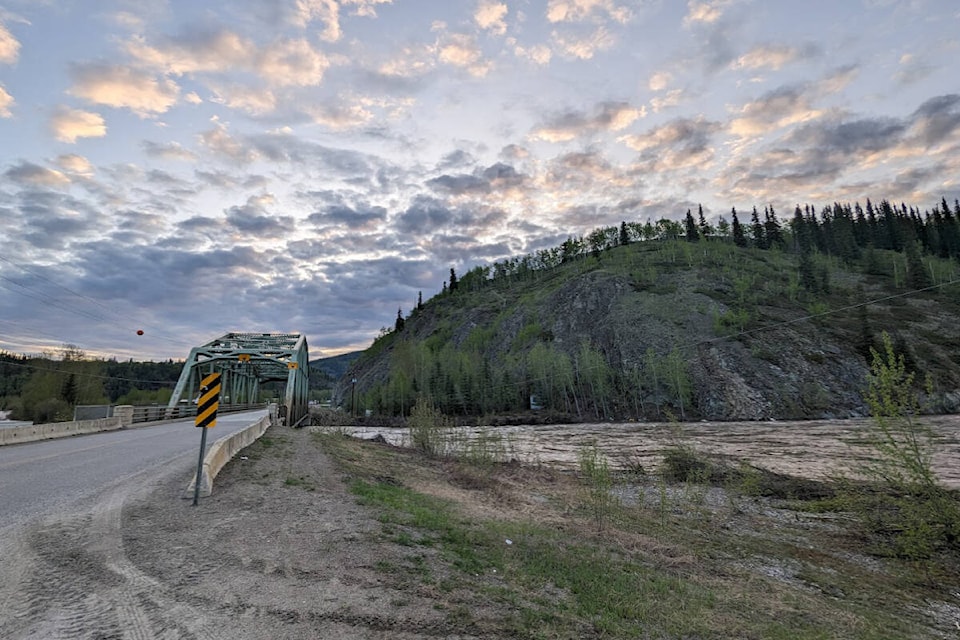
167 332 310 426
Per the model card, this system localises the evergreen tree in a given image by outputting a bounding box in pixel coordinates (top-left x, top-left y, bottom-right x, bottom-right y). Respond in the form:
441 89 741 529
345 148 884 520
750 207 766 249
731 208 747 247
853 202 869 248
697 204 713 239
716 215 730 238
792 205 812 254
395 308 405 332
417 291 423 310
619 221 630 246
904 241 931 290
798 250 818 292
61 373 78 406
764 205 784 249
449 268 459 292
684 209 699 242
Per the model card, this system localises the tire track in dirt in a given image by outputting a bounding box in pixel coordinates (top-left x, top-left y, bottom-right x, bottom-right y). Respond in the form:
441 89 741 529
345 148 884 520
0 462 238 640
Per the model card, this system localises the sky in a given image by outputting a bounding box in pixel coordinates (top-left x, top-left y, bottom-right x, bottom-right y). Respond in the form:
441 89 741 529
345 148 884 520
0 0 959 362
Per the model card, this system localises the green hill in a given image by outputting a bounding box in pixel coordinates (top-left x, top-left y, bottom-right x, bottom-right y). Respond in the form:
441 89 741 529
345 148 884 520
336 203 960 421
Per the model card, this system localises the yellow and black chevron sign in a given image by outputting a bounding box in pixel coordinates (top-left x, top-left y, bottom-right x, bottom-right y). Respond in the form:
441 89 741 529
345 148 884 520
195 372 221 428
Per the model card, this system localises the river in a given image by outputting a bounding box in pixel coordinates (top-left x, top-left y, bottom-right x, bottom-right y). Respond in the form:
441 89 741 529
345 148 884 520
316 415 960 488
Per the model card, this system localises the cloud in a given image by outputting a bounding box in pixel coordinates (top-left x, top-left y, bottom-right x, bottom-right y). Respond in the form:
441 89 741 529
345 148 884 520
910 94 960 147
650 89 684 112
475 0 508 35
305 100 374 129
531 101 644 142
223 194 295 238
255 38 329 86
683 0 730 26
4 161 70 187
512 42 552 65
790 116 906 155
68 64 179 116
894 53 935 86
619 116 722 170
551 26 615 59
394 195 455 234
210 84 277 115
307 203 387 230
54 154 95 177
289 0 392 41
545 0 632 24
426 162 526 196
198 120 259 164
648 71 672 91
49 107 107 143
126 30 252 75
438 33 492 77
728 85 822 138
126 31 328 87
0 19 19 64
0 83 12 117
818 65 859 95
142 140 198 161
376 43 437 79
544 150 636 191
731 43 819 71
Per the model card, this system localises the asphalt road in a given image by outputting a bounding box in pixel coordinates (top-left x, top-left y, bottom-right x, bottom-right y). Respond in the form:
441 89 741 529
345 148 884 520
0 409 267 531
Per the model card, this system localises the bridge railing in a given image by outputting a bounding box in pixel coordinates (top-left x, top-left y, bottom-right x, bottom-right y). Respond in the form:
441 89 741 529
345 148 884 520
128 403 267 425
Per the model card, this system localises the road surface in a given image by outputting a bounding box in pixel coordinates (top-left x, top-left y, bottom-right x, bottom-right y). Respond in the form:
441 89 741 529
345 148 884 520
0 410 268 640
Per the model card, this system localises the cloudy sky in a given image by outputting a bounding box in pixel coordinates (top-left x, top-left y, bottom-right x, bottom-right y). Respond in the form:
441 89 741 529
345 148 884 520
1 0 959 361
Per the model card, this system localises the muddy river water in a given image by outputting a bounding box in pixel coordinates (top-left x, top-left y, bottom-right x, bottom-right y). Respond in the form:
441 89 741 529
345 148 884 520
320 415 960 488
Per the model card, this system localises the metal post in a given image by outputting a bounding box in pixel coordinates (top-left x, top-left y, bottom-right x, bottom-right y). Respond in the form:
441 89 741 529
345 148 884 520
351 378 357 418
192 426 209 506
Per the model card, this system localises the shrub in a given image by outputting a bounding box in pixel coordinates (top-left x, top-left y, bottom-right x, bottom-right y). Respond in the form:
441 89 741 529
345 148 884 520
409 397 453 457
853 332 960 559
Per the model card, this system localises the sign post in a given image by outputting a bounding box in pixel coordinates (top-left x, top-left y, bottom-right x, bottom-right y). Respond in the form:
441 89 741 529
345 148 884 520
192 372 221 506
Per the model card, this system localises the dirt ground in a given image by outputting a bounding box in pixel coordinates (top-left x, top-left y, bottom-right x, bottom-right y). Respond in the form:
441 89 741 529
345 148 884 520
0 424 498 640
2 416 959 639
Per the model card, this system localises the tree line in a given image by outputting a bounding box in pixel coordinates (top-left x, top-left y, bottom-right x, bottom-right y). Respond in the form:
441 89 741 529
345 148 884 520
0 348 184 423
362 196 960 420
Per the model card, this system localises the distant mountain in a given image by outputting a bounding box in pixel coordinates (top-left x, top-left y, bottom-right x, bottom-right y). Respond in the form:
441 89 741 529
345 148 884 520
309 351 361 381
334 229 960 421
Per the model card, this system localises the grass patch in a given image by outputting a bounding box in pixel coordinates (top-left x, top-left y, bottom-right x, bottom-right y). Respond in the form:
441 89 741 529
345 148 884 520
317 430 959 639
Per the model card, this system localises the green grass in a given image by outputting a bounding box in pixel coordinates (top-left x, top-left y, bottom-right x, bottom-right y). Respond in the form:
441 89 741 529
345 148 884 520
319 432 959 639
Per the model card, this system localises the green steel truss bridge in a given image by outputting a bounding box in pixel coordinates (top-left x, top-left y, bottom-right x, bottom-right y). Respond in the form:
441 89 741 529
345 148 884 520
167 332 310 426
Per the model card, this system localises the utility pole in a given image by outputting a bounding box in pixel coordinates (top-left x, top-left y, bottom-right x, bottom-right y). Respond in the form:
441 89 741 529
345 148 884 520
351 378 357 418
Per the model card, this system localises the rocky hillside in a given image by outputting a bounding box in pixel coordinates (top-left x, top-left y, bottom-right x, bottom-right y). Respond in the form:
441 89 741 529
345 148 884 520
335 239 960 421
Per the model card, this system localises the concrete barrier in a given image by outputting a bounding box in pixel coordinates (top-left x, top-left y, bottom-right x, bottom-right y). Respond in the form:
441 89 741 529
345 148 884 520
185 414 272 499
0 417 122 446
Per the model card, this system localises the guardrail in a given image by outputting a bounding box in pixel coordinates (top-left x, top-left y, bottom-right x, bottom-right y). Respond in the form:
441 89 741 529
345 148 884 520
126 403 267 425
185 410 274 498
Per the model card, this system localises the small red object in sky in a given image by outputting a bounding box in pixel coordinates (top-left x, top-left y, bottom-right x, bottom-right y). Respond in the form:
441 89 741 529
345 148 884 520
136 329 144 335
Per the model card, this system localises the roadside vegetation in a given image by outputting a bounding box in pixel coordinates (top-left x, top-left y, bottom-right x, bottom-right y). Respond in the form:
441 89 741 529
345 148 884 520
313 429 959 638
312 345 960 638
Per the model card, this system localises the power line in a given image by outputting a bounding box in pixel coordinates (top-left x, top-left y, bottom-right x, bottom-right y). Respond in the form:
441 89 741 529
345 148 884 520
0 357 182 387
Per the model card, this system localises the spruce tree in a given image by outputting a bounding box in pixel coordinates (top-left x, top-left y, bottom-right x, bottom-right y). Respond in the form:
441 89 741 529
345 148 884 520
684 209 699 242
764 205 784 249
619 221 630 246
395 308 405 332
905 241 931 289
731 208 747 247
697 204 713 239
750 207 766 249
449 268 458 292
